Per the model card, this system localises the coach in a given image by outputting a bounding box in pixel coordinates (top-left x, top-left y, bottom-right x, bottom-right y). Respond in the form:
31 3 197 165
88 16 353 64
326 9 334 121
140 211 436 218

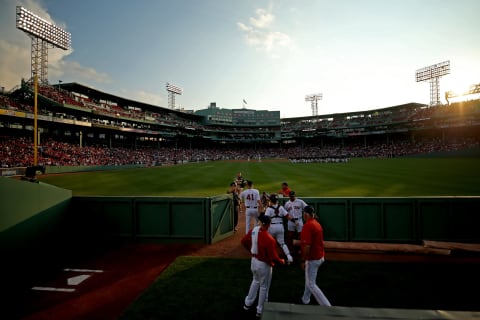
298 205 332 306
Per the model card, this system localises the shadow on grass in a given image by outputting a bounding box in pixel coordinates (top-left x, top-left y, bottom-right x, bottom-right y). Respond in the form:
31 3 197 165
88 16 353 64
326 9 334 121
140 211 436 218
119 256 480 320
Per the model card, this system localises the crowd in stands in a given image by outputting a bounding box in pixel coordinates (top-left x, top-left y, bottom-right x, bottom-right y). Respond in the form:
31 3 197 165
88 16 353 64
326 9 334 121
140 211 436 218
2 84 479 144
0 137 159 167
34 84 200 129
0 84 201 133
1 135 478 168
281 99 480 133
3 83 478 137
1 83 479 168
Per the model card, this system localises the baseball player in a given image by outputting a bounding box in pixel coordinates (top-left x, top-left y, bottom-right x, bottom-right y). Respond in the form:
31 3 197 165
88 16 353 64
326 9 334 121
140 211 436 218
235 172 247 190
284 190 308 258
298 205 331 306
259 191 270 217
227 182 241 232
241 215 285 318
264 194 293 264
278 182 291 198
240 180 262 234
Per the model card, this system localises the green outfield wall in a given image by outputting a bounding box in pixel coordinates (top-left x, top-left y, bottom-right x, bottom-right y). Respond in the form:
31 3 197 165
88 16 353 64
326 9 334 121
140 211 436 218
0 165 147 177
303 197 480 243
66 195 480 244
0 178 72 289
45 164 146 174
1 178 479 285
0 178 72 249
66 194 233 245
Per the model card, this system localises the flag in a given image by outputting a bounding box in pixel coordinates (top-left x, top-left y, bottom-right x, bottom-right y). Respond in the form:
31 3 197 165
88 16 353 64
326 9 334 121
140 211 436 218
243 99 247 104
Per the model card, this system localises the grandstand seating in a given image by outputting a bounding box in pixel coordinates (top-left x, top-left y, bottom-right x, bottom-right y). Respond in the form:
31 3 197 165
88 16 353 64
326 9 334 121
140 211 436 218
1 80 479 168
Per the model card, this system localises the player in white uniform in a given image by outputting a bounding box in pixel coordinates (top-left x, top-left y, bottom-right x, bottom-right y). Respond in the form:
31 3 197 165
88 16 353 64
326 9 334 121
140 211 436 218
284 190 308 258
264 194 293 264
240 180 262 234
235 172 247 190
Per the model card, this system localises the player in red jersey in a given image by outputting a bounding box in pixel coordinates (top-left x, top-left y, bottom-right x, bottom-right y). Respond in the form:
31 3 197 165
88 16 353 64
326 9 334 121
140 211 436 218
298 205 332 306
241 215 285 318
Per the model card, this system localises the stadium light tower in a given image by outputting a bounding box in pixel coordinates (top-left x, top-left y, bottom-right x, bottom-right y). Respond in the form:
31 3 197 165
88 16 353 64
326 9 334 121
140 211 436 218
16 6 71 166
16 6 71 84
415 60 450 106
166 82 183 109
305 93 322 116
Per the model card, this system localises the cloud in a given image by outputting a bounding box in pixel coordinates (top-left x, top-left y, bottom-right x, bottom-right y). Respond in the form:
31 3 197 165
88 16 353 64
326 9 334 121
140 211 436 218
0 38 30 90
249 9 274 28
129 90 164 107
0 0 110 90
51 59 111 84
237 7 292 53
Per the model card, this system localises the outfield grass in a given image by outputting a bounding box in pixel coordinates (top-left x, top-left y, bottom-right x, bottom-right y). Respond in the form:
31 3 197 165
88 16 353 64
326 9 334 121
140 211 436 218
36 158 480 319
118 256 480 320
38 158 480 197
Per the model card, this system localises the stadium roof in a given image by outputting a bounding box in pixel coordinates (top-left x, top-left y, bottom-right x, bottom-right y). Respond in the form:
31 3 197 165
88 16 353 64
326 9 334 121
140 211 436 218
54 82 427 122
56 82 202 120
282 102 427 121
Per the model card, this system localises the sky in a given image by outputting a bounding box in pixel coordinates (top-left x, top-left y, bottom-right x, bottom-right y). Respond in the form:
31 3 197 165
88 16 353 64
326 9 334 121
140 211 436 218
1 0 479 118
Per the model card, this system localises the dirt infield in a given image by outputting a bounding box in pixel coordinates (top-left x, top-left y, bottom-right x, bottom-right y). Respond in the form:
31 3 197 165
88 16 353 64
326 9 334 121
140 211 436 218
17 211 480 320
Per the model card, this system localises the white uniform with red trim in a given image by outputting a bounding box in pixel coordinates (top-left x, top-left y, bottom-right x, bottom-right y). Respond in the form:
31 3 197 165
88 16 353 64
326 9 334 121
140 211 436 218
240 187 261 234
264 204 293 263
284 198 308 233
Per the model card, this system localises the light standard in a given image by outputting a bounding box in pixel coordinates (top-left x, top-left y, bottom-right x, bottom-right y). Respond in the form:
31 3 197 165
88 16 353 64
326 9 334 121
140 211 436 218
16 5 71 165
415 60 450 106
305 93 322 116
